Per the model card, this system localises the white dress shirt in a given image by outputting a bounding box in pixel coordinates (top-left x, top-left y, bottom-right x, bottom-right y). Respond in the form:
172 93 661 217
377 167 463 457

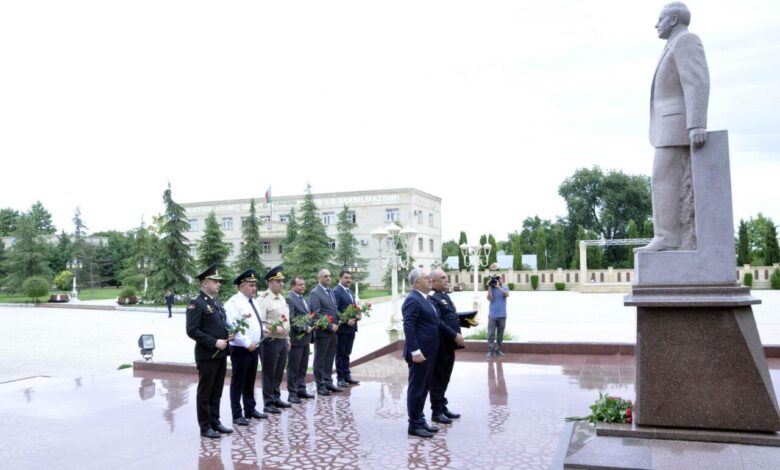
225 292 263 348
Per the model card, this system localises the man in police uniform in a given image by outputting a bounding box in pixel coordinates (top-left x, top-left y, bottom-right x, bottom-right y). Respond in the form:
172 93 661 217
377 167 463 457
258 265 291 414
429 268 470 425
185 263 234 439
224 269 268 426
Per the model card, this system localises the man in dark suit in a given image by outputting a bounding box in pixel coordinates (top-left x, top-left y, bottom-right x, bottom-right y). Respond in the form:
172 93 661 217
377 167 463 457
334 270 361 388
402 268 440 438
185 264 234 439
286 276 315 403
309 268 342 395
429 269 468 424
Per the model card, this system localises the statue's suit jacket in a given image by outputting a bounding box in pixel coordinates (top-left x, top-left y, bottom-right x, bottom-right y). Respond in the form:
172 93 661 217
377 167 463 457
649 29 709 148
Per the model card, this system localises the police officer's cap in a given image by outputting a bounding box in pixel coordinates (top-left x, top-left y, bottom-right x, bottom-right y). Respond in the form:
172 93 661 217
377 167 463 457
264 265 285 282
197 263 223 281
233 269 258 286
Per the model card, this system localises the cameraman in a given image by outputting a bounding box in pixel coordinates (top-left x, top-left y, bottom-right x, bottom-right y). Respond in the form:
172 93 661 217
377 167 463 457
486 271 509 359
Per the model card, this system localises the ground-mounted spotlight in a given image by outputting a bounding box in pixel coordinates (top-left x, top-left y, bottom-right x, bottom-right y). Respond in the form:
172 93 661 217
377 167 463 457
138 334 155 361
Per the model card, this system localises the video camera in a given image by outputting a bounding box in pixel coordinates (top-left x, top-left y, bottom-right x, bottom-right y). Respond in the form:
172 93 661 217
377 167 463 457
487 274 501 287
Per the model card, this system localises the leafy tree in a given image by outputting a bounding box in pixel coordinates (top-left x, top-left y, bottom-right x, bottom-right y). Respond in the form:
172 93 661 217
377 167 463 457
23 276 50 302
441 240 460 268
766 223 780 266
746 214 779 266
642 220 654 239
49 230 73 274
28 201 56 235
235 199 267 287
535 228 548 270
511 236 523 270
1 215 53 292
737 219 751 266
550 224 566 269
487 234 498 266
282 206 299 254
458 231 468 271
149 186 195 301
119 221 158 294
283 185 334 292
626 220 640 269
333 205 367 283
0 208 20 236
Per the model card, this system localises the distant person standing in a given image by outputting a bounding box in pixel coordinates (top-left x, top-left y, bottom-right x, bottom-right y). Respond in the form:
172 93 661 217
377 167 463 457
165 289 174 318
486 268 509 359
185 264 234 439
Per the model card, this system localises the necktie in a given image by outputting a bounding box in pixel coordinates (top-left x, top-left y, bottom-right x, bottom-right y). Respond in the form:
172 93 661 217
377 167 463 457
300 294 308 312
326 288 335 304
248 298 263 338
345 286 354 304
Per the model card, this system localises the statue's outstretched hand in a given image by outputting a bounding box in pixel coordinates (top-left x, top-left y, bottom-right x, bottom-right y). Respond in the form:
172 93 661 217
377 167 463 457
690 128 707 149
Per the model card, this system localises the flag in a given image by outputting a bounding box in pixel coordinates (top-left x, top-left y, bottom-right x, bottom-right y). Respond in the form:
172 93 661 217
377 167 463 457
265 186 272 204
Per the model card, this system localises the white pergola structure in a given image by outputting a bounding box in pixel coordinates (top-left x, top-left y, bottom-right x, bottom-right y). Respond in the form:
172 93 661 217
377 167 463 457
578 238 652 285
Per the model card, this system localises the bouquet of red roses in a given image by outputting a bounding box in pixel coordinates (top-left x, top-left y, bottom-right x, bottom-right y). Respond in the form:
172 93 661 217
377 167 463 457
291 312 317 339
266 314 288 339
340 302 372 324
312 313 335 332
566 392 634 424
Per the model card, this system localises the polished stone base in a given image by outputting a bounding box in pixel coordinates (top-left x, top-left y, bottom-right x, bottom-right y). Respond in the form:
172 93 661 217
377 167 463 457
626 284 780 432
563 421 780 470
597 421 780 447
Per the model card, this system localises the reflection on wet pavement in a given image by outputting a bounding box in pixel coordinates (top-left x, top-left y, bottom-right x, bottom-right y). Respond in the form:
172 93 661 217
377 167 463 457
1 352 778 469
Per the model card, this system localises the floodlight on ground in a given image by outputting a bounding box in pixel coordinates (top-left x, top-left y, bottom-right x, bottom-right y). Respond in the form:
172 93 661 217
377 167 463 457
138 334 155 361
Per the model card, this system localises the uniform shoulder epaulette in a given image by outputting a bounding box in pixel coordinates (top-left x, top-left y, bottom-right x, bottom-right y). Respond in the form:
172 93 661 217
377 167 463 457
259 291 270 298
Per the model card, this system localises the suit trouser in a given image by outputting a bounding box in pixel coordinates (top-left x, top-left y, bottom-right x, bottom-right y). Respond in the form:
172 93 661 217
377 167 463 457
407 349 437 429
287 343 310 396
651 146 690 247
196 358 226 431
313 332 338 389
229 346 259 418
430 346 456 413
335 332 356 381
261 339 287 405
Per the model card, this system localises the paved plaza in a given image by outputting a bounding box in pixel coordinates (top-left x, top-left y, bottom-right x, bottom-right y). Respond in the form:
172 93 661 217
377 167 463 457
1 291 779 468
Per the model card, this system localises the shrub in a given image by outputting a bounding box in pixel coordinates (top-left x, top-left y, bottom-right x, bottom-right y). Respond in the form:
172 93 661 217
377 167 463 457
120 287 137 298
555 282 566 291
464 328 516 341
771 268 780 290
530 275 539 290
743 272 753 287
23 276 50 302
54 270 73 291
117 364 132 370
507 282 515 290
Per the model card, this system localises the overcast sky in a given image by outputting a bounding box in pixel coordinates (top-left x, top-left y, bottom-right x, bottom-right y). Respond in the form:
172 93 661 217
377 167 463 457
1 0 778 244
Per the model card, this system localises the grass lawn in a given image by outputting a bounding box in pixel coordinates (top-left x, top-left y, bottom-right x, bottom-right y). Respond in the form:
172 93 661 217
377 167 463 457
0 287 123 303
358 289 390 299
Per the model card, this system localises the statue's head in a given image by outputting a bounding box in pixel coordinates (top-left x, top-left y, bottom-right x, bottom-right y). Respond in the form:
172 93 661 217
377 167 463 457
656 2 691 40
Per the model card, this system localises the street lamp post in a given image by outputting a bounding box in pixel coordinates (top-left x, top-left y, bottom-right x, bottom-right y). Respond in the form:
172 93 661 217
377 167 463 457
66 259 82 301
459 243 492 313
350 262 367 303
371 222 418 333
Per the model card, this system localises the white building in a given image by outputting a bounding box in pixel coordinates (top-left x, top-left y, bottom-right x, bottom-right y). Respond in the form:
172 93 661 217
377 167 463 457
181 188 442 287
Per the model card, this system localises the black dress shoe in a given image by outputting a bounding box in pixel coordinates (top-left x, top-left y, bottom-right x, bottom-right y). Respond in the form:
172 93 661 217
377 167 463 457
214 424 233 434
423 423 439 433
337 380 349 388
263 405 281 414
201 428 221 439
317 389 332 396
288 395 302 404
274 400 291 408
326 384 343 392
443 409 461 419
246 409 268 419
299 391 315 399
233 417 249 426
345 378 360 385
408 427 434 438
432 413 453 424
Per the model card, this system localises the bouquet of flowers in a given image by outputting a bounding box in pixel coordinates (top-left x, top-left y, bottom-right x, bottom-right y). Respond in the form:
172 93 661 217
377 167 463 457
266 314 288 339
340 302 372 324
312 314 335 332
291 312 317 339
566 392 634 424
212 317 250 357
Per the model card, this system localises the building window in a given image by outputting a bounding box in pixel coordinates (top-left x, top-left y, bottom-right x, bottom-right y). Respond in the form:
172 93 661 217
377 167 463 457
415 210 423 224
385 208 400 223
429 238 434 252
349 211 356 224
260 242 271 254
328 239 336 250
429 213 434 226
240 216 248 227
222 217 233 230
279 214 289 223
188 219 198 231
279 243 285 254
259 215 271 223
323 212 335 225
418 237 424 252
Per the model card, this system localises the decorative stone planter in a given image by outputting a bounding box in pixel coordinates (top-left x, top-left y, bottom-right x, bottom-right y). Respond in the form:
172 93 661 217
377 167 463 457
117 295 138 305
48 294 70 303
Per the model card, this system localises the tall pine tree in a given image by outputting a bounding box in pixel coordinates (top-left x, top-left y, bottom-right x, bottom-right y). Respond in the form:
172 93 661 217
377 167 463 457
149 186 195 301
198 212 234 297
334 205 367 283
1 215 53 292
487 234 498 266
29 201 56 235
235 199 267 288
765 222 780 266
458 231 468 271
737 219 751 266
283 185 334 292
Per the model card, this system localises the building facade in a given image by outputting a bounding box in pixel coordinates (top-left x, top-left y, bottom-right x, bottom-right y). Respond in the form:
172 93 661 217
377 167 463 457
181 188 442 287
